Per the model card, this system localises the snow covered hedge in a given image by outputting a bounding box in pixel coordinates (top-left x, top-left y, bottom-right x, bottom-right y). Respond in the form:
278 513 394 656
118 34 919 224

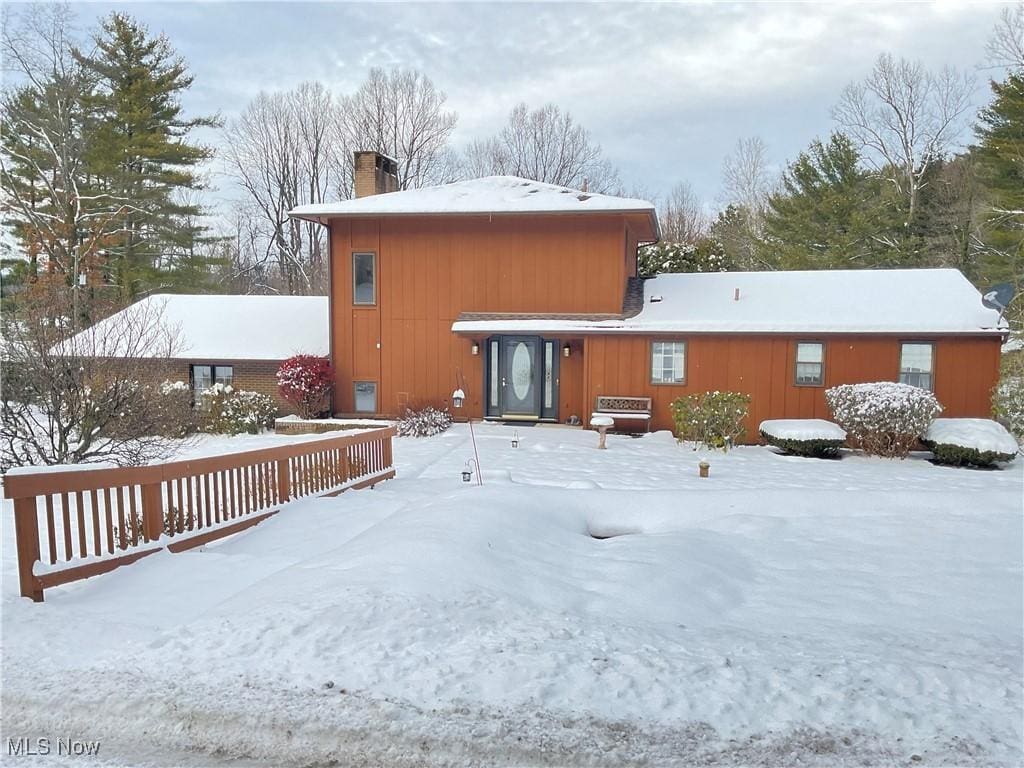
396 406 453 437
199 385 277 435
825 382 942 458
923 418 1019 468
670 391 750 450
759 419 846 458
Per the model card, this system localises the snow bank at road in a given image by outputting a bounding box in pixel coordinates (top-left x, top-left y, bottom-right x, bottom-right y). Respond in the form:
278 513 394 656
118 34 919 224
925 418 1020 456
3 424 1022 766
759 419 846 441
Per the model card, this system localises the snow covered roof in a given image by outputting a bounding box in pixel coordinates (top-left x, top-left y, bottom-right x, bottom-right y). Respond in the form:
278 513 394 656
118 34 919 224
71 294 328 360
452 269 1006 336
289 176 657 222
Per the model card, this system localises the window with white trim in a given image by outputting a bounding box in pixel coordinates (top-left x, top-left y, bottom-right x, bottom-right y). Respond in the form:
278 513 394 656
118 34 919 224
794 342 824 386
651 341 686 384
899 342 934 391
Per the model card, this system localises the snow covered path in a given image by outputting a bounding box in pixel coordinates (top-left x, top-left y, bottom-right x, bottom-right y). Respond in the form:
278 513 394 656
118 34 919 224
2 424 1022 766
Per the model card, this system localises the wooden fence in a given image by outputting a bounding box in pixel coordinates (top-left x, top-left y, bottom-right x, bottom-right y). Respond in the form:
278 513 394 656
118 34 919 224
4 427 396 602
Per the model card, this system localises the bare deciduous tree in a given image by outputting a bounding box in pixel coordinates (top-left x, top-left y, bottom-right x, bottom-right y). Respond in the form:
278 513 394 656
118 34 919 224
659 181 709 244
463 102 620 192
833 53 975 225
337 68 458 192
1 284 190 469
222 82 337 295
721 137 773 227
985 2 1023 72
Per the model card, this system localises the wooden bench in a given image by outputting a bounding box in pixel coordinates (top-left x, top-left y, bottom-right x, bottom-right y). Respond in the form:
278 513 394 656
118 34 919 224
591 396 652 433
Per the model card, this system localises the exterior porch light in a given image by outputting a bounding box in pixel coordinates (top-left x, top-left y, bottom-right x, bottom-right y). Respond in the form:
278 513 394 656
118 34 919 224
471 342 480 356
511 430 519 448
562 343 571 358
451 388 466 409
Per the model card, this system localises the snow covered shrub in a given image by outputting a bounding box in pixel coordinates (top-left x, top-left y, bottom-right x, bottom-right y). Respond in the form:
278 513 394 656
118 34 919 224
923 418 1019 468
992 356 1023 439
396 406 453 437
670 391 750 450
825 382 941 458
154 380 197 437
759 419 846 458
199 386 276 435
276 355 334 419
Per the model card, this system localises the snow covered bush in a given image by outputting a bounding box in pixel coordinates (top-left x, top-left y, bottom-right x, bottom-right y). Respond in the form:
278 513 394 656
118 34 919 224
923 418 1019 468
670 391 750 450
276 355 334 419
759 419 846 458
199 386 277 435
154 380 197 437
396 406 453 437
992 361 1023 439
825 382 942 458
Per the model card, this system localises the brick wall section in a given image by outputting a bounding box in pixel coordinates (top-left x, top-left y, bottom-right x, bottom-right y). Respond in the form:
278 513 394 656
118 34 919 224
129 358 299 416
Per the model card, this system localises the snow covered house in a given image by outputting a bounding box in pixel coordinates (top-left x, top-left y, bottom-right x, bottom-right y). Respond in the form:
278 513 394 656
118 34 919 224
76 293 328 412
287 151 1007 438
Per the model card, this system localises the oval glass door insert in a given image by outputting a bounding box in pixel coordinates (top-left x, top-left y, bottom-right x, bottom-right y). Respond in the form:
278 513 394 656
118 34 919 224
511 342 532 400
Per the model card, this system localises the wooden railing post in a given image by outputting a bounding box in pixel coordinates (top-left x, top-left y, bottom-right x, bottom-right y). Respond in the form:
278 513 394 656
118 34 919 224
140 482 163 542
277 457 291 503
13 497 43 602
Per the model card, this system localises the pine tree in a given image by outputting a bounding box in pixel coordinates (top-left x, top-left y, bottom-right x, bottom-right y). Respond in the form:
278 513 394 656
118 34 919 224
973 73 1024 328
74 13 219 299
763 134 905 269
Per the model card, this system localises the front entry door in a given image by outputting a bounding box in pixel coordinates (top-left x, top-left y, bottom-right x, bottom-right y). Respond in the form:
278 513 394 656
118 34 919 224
501 336 541 417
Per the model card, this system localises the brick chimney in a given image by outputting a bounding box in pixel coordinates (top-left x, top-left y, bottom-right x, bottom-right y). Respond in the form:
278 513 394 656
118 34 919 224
354 151 399 198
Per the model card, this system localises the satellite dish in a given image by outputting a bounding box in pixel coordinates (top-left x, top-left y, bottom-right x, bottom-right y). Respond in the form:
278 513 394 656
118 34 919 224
982 283 1015 312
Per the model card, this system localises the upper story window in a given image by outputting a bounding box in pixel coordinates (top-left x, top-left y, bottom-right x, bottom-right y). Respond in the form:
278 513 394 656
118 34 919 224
794 342 825 386
353 252 376 305
651 341 686 384
899 342 934 391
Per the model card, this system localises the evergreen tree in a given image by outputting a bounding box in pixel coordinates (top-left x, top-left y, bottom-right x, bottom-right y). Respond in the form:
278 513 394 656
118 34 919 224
973 73 1024 329
637 240 734 277
74 13 219 299
763 134 905 269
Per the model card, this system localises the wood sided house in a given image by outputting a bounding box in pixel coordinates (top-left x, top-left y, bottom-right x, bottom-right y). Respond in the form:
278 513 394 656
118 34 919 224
281 151 1006 439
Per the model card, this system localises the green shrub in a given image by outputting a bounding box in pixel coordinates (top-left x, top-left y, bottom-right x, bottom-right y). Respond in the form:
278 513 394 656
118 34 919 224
825 382 942 458
760 433 844 458
199 385 277 435
670 391 750 450
924 442 1018 468
993 375 1023 439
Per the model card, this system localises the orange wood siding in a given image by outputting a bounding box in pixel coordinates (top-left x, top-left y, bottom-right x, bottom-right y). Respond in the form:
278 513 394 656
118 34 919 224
330 214 631 415
584 334 1002 442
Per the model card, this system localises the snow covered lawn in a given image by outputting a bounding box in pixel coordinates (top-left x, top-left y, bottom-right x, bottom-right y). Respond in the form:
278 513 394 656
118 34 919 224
2 424 1021 766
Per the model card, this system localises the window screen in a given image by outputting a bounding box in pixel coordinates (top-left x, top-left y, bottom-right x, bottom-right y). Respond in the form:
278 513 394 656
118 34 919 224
795 342 824 386
354 381 377 412
899 343 934 390
651 341 686 384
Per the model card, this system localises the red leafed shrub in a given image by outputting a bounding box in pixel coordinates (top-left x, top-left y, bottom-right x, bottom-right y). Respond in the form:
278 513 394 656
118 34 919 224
276 355 334 419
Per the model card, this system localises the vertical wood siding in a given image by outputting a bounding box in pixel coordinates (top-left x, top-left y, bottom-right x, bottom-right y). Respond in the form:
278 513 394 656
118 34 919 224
584 334 1002 441
330 214 632 415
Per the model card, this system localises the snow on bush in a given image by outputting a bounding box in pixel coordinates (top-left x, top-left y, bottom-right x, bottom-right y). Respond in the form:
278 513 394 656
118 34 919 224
396 406 453 437
825 382 942 458
276 355 334 419
199 386 277 435
759 419 847 458
992 375 1023 439
670 391 750 450
923 418 1019 468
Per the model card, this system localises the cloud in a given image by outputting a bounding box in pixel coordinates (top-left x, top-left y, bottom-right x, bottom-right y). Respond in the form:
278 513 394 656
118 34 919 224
66 0 1004 205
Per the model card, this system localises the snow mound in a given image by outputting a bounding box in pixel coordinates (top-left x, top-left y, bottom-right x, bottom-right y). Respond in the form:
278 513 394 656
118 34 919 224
925 418 1019 456
759 419 846 441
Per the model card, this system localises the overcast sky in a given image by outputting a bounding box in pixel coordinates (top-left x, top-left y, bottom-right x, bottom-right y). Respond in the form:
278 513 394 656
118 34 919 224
47 1 1016 209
